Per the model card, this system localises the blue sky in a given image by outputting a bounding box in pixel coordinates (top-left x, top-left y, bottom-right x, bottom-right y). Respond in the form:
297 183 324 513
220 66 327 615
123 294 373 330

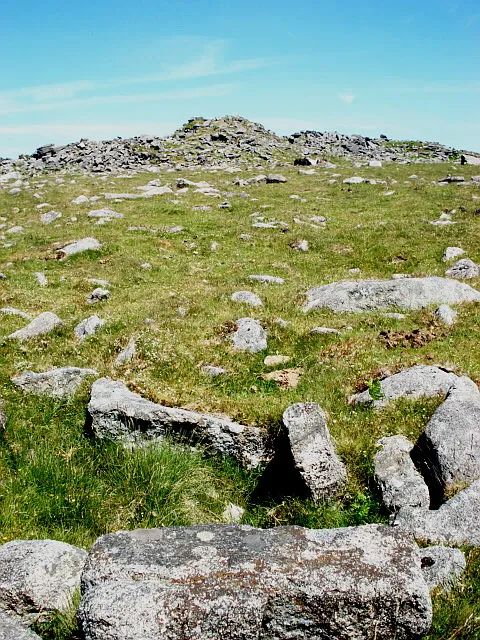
1 0 479 158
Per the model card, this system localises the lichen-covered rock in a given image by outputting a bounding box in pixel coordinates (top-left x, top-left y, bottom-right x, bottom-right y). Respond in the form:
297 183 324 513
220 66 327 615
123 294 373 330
87 378 270 469
395 479 480 546
231 291 263 307
79 524 431 640
0 611 41 640
350 365 459 408
74 315 105 340
303 277 480 313
8 312 63 341
0 540 87 623
231 318 267 353
375 436 430 511
282 403 347 502
56 237 102 258
445 258 479 280
420 546 466 592
11 367 97 399
415 377 480 497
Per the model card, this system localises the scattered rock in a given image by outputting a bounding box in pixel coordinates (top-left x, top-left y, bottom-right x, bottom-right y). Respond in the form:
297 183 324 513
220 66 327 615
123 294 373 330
11 367 97 398
200 365 227 378
115 337 136 365
8 312 63 341
350 365 459 408
265 174 287 183
289 239 309 252
230 291 262 307
0 539 86 622
248 274 284 284
87 288 110 304
434 304 457 325
34 272 47 287
374 436 430 511
445 258 479 280
263 354 290 367
282 403 347 501
310 326 341 335
304 277 480 313
442 247 465 262
420 546 466 592
87 378 270 469
56 237 102 259
0 307 32 320
74 315 105 340
231 318 267 353
87 208 123 219
40 210 62 224
221 503 245 524
78 524 432 640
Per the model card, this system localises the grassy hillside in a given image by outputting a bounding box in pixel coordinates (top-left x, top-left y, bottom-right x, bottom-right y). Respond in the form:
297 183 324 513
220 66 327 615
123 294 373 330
1 161 479 638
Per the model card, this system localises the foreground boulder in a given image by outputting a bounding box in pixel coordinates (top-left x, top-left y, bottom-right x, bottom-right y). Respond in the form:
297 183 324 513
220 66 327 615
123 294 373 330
415 377 480 498
282 403 347 502
0 611 41 640
395 479 480 546
350 365 459 408
375 436 430 511
8 312 63 341
79 524 431 640
87 378 270 469
11 367 97 399
303 277 480 313
0 539 86 622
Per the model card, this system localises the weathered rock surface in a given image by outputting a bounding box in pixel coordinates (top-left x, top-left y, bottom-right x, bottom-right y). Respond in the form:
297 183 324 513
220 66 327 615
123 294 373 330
8 312 63 341
74 315 105 340
87 378 270 469
231 318 267 353
231 291 263 307
79 524 432 640
434 304 457 325
445 258 480 280
375 436 430 511
415 377 480 497
115 338 136 365
11 367 97 399
56 237 101 258
0 539 86 622
442 246 465 262
395 479 480 546
350 365 459 408
0 611 41 640
282 403 347 502
303 277 480 313
420 546 466 592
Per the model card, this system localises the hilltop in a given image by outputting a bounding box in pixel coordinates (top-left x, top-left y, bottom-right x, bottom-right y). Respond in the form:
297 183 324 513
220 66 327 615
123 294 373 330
2 115 479 176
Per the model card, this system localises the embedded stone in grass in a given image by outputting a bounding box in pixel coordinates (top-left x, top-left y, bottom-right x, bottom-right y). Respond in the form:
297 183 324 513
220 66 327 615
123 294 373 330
434 304 457 325
0 611 42 640
350 365 459 408
87 287 110 304
282 402 347 502
289 239 309 252
115 337 136 365
263 354 290 367
310 326 341 335
0 307 32 320
78 524 431 640
230 291 263 307
74 315 105 340
442 246 465 262
8 311 63 341
395 479 480 546
343 176 366 184
266 173 287 183
200 365 227 378
34 271 47 287
11 366 97 399
40 210 62 224
248 274 284 284
87 208 123 219
420 546 466 592
87 377 270 470
445 258 480 280
374 435 430 512
262 368 303 389
56 237 102 258
222 503 245 524
231 318 267 353
303 277 480 313
415 376 480 498
71 194 90 204
0 539 87 623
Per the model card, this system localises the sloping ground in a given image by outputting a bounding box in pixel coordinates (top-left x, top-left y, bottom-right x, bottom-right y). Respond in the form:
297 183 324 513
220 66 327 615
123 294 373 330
0 159 480 638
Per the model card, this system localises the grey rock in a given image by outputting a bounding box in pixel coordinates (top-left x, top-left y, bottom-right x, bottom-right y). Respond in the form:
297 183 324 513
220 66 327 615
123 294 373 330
222 503 245 524
71 195 89 204
115 338 136 365
434 304 457 325
310 326 341 335
420 546 466 592
74 315 105 340
290 239 309 252
0 307 32 320
442 246 465 262
350 365 459 408
304 277 480 313
87 288 110 304
231 318 267 353
343 176 366 184
87 208 123 219
8 312 63 341
282 403 347 502
374 436 430 511
11 367 97 399
417 377 480 497
445 258 480 280
78 524 432 640
40 210 62 224
0 611 41 640
87 377 270 469
263 355 290 367
265 173 287 183
56 237 102 258
200 365 227 377
395 479 480 546
248 274 284 284
34 272 47 287
231 291 263 307
0 539 86 622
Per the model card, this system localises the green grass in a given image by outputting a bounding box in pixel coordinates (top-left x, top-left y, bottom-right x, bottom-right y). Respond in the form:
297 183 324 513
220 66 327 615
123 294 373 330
1 160 480 638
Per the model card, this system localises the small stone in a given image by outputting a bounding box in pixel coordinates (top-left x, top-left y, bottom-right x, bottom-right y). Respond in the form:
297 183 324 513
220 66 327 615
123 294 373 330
56 237 102 258
290 239 309 252
88 208 123 219
12 367 97 399
200 365 227 378
343 176 365 184
442 247 465 262
8 312 63 341
222 503 245 524
87 288 110 304
71 195 89 204
74 315 105 340
0 307 32 320
445 258 480 280
266 174 287 183
231 291 263 307
262 368 303 389
40 210 62 224
34 272 48 287
249 274 284 284
115 338 136 365
434 304 457 326
263 355 291 367
231 318 267 353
